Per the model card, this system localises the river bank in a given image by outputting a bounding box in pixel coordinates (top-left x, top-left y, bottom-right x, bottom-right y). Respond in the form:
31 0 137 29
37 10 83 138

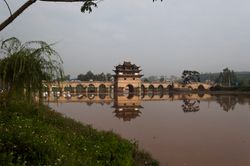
0 99 158 166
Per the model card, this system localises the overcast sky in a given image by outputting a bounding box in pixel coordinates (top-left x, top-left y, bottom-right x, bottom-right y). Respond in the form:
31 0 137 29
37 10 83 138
1 0 250 77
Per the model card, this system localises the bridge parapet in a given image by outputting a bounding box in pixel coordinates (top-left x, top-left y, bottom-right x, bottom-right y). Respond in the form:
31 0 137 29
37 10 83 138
46 81 114 95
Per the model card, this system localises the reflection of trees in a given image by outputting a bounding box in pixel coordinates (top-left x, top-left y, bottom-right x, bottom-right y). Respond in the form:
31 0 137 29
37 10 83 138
216 95 237 112
237 95 249 105
182 99 200 113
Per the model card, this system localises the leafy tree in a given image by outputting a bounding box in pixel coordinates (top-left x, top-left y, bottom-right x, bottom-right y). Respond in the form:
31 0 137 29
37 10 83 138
95 72 106 81
0 37 63 101
216 68 237 87
142 78 149 83
159 75 165 82
181 70 200 84
63 74 70 81
85 71 94 81
0 0 163 31
77 74 85 81
77 71 94 81
106 73 112 81
77 71 112 81
147 76 158 82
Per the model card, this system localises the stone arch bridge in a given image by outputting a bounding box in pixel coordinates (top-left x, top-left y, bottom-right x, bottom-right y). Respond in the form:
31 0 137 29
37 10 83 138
141 82 212 92
45 81 212 96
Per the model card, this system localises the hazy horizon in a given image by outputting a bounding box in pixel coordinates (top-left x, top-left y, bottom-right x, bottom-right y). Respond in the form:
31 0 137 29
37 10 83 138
1 0 250 78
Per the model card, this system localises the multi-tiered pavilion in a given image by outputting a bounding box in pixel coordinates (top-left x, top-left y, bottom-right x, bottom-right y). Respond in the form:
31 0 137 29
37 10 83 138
113 61 143 93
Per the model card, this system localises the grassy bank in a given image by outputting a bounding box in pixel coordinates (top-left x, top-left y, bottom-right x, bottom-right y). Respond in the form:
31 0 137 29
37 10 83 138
0 99 158 166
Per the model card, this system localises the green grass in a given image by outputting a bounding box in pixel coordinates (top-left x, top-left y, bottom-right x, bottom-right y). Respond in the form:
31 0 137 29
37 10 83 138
0 99 158 166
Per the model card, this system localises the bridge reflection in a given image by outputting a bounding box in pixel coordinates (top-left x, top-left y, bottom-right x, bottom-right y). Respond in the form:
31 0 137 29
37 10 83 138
46 93 250 121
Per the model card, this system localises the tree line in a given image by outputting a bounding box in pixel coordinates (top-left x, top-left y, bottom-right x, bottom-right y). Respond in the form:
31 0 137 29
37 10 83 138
200 69 250 87
142 68 250 88
65 71 113 81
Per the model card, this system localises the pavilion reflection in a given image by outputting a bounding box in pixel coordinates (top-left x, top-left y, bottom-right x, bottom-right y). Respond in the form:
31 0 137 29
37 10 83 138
113 93 143 121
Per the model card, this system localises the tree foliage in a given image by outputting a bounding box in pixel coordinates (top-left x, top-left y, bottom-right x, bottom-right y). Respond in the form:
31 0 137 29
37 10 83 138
181 70 200 84
0 37 63 100
216 68 237 87
77 71 112 81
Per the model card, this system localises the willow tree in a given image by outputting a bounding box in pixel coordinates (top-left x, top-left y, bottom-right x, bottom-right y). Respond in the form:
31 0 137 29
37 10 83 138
0 37 63 101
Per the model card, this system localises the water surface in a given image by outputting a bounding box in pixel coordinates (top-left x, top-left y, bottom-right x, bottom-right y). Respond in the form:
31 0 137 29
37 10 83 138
49 94 250 166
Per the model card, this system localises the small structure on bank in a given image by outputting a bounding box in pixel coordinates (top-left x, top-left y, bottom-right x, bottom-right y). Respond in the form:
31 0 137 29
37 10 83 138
113 61 143 93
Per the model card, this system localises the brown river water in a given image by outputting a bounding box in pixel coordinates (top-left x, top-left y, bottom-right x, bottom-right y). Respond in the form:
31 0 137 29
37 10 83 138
48 93 250 166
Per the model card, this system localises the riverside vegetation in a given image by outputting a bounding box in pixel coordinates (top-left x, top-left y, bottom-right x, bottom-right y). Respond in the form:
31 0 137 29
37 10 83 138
0 37 158 166
0 96 158 165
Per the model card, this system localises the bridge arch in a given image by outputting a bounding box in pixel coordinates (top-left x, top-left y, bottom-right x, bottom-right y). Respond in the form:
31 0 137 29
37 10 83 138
198 93 205 98
198 84 205 91
88 93 96 100
127 93 134 99
43 86 49 92
64 85 74 93
51 86 61 96
148 84 155 93
188 86 193 91
157 85 164 93
141 92 145 99
76 84 85 94
167 85 173 91
159 92 164 98
141 84 146 94
99 93 106 99
148 92 154 98
88 84 96 93
99 84 107 93
125 84 134 93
